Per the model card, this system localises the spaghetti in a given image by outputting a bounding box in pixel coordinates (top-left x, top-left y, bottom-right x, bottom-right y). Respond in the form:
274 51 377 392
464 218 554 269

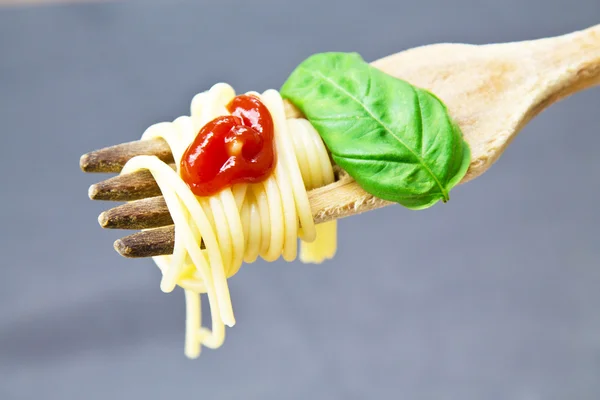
121 83 337 358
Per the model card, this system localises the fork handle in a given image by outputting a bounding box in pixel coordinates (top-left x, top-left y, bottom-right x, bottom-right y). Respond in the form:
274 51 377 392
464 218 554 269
526 24 600 111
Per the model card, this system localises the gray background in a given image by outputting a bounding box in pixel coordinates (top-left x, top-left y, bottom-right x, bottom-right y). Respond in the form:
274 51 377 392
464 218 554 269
1 1 599 399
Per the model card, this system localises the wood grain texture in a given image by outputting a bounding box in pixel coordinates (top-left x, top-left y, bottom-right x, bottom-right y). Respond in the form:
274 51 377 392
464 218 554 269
99 196 172 229
88 169 162 201
80 138 173 173
88 169 163 201
114 226 175 258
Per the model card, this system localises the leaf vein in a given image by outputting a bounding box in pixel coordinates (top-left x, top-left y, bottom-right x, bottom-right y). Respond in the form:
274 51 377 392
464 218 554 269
414 88 425 157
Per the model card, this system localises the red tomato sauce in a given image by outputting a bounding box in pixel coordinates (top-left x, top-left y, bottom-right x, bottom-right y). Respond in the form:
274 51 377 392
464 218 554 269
180 95 276 197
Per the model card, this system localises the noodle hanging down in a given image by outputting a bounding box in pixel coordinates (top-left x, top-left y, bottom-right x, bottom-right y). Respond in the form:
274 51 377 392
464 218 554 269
121 83 337 358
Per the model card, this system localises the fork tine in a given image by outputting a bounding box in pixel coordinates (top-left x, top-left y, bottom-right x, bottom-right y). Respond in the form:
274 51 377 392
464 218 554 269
88 168 164 201
114 226 175 258
99 196 171 229
80 138 173 173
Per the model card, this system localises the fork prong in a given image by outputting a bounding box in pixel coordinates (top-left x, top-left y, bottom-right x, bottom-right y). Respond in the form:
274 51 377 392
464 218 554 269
80 138 173 173
114 226 175 258
88 168 164 201
99 196 172 229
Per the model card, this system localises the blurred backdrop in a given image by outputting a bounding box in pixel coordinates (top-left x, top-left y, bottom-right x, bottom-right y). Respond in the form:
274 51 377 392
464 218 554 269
1 1 599 399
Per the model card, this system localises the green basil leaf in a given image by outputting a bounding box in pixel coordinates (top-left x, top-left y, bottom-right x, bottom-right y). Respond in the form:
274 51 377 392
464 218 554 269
281 52 471 210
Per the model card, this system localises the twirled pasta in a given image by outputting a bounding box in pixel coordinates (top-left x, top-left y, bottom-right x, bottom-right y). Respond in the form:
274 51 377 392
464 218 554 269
121 83 337 358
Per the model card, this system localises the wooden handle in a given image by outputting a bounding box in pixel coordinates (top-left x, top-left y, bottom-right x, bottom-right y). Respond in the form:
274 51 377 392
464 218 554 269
523 24 600 117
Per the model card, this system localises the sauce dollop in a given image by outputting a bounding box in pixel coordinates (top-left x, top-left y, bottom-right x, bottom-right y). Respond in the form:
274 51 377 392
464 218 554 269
180 95 276 197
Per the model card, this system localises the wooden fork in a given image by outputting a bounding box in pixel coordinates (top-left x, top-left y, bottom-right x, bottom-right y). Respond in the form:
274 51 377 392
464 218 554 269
81 24 600 258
